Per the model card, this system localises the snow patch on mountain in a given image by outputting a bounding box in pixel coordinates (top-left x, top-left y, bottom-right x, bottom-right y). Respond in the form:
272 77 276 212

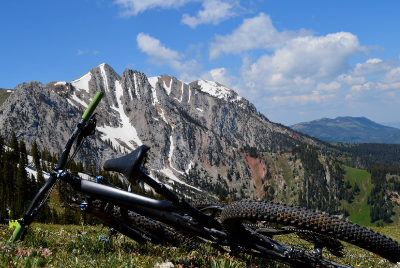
97 80 142 150
71 72 92 93
148 76 160 106
185 161 194 174
128 87 133 100
197 80 236 101
179 83 184 102
159 108 168 124
99 63 109 91
133 74 140 100
71 92 88 108
168 135 184 175
55 81 66 86
25 166 50 181
163 79 173 95
159 168 201 192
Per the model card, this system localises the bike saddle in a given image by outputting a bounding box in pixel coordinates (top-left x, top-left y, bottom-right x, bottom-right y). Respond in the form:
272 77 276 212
103 145 149 185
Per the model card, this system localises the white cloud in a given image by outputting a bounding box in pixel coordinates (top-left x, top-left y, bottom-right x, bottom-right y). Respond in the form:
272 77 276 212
316 81 341 92
181 0 236 28
350 82 374 93
241 31 366 94
137 33 181 62
77 50 88 55
353 58 395 77
267 91 336 107
376 82 400 91
337 74 366 85
113 0 194 16
383 67 400 83
136 33 201 82
201 67 235 86
209 13 313 60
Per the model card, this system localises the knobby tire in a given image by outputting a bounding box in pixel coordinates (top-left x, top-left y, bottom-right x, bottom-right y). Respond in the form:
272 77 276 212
220 200 400 267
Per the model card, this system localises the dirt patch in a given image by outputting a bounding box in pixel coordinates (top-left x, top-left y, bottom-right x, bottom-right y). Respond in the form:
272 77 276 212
388 192 400 204
246 155 268 199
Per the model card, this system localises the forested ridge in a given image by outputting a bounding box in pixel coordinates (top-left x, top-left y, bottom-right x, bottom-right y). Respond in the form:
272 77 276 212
1 130 400 227
0 133 148 225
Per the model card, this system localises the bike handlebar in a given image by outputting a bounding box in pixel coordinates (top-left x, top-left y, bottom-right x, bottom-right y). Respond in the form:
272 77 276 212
82 92 103 121
10 91 103 242
10 224 25 242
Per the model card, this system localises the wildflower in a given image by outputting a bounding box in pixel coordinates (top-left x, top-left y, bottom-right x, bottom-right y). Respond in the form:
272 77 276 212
14 247 23 256
154 261 175 268
25 249 32 257
42 248 52 258
2 232 5 235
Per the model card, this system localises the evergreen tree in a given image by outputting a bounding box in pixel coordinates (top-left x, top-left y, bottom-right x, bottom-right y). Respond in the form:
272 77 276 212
28 174 37 201
19 140 28 166
0 135 6 218
15 156 29 216
218 192 227 203
9 132 19 165
32 141 45 191
3 154 14 214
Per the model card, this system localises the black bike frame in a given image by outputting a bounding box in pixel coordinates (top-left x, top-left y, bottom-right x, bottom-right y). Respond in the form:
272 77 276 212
59 170 292 263
14 91 311 266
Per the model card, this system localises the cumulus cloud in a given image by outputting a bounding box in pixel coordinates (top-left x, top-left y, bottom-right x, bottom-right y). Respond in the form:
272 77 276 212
350 81 400 93
267 91 336 107
113 0 194 16
337 74 366 85
181 0 236 28
375 82 400 91
136 33 201 82
383 67 400 83
316 81 341 92
209 13 313 60
241 31 366 94
137 33 181 62
352 58 395 77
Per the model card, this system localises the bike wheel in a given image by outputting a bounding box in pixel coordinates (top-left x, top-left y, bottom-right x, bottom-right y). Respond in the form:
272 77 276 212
220 200 400 267
92 200 196 248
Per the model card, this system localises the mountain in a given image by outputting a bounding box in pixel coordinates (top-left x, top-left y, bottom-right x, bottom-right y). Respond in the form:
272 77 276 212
0 63 318 199
380 121 400 130
291 116 400 144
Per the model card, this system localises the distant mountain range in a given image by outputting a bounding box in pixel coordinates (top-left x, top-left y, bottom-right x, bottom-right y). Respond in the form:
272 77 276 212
291 116 400 144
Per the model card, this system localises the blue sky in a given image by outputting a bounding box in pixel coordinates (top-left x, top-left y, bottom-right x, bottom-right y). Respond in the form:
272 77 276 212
1 0 400 126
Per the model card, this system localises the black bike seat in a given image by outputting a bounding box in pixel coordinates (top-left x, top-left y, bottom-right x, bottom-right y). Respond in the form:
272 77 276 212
103 145 149 185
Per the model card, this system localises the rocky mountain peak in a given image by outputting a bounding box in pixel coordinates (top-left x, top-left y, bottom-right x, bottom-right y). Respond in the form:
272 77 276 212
0 64 318 199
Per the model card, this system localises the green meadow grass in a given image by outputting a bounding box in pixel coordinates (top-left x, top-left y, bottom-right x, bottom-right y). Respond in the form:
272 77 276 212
1 222 400 267
342 166 374 227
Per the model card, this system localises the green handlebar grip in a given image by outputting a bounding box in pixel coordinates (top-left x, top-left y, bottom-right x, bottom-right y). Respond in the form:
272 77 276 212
10 223 25 242
82 92 104 121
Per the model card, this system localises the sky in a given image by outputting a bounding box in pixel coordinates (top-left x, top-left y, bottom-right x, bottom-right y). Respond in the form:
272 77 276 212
1 0 400 126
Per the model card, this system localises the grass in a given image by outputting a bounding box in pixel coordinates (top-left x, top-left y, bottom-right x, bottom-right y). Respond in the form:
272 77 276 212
0 88 11 107
0 223 283 268
1 222 400 267
342 166 374 227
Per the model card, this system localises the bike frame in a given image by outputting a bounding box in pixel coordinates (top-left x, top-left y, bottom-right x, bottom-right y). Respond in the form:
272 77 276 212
10 91 334 267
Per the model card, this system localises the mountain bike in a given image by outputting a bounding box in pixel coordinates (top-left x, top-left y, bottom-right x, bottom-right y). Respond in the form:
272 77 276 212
9 91 400 267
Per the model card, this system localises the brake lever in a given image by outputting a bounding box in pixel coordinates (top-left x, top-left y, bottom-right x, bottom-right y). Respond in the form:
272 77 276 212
76 114 98 149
